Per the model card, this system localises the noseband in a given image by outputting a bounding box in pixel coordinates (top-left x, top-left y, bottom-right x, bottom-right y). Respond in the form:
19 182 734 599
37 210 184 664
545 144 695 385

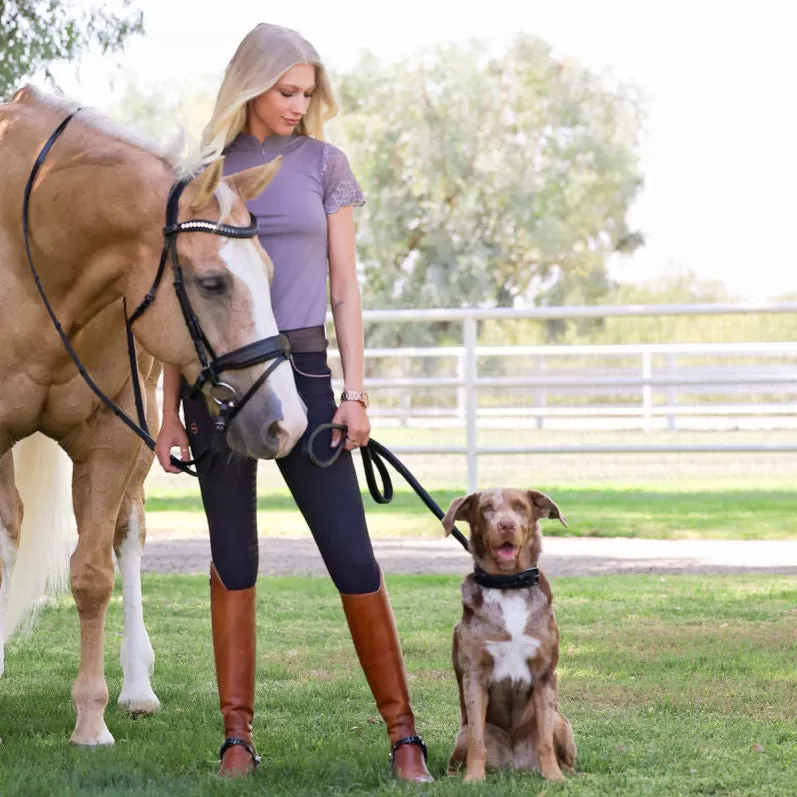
22 110 290 473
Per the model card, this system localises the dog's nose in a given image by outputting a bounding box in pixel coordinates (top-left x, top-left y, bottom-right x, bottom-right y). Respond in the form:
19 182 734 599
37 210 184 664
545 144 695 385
497 519 517 533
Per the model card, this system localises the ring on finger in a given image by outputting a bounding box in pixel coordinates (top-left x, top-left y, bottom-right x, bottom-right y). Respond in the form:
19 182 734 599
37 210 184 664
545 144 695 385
346 437 359 448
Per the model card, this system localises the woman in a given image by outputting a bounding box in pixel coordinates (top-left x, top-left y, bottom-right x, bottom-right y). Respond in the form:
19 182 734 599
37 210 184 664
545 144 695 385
155 23 433 784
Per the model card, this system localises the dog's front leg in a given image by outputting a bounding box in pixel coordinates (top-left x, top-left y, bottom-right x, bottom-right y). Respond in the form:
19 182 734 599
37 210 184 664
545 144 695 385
462 673 489 782
533 676 565 782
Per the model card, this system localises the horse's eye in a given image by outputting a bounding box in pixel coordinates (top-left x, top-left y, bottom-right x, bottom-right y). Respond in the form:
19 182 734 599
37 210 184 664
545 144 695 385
197 276 227 296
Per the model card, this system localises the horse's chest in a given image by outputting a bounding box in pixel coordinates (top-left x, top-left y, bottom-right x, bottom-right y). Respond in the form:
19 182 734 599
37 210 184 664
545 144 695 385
482 591 540 686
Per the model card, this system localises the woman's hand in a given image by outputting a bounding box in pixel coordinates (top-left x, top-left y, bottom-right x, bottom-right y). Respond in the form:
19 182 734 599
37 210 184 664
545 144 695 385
331 400 371 451
156 410 191 473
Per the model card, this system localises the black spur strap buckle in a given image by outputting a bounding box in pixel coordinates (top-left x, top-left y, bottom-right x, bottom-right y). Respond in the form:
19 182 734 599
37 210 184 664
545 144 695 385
389 734 428 763
219 736 261 767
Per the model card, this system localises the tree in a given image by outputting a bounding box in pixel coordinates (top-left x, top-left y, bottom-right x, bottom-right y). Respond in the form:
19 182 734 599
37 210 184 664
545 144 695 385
330 35 644 343
0 0 143 99
105 72 216 148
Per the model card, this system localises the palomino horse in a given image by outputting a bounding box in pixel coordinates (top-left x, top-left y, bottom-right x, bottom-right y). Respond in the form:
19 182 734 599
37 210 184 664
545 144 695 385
0 86 308 746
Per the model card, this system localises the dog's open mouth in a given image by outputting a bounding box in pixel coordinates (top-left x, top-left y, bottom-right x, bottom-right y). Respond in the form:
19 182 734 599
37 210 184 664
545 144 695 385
493 542 519 562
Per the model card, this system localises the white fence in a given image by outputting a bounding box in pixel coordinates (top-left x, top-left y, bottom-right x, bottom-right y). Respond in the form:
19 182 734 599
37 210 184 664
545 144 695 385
325 302 797 492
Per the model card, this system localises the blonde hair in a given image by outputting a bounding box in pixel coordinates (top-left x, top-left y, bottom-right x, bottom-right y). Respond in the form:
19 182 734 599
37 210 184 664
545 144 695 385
202 23 338 157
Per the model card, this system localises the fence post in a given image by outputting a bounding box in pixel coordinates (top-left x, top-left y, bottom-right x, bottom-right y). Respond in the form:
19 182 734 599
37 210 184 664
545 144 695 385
666 353 678 431
536 355 546 430
456 350 466 422
642 349 653 433
463 315 478 493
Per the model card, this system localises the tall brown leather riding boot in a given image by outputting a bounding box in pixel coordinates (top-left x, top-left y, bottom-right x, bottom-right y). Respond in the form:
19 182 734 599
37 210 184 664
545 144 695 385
210 564 260 777
340 574 434 783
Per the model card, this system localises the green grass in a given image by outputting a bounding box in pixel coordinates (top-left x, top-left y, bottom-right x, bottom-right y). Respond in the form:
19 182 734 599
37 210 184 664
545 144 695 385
1 574 796 796
140 427 797 540
141 484 797 540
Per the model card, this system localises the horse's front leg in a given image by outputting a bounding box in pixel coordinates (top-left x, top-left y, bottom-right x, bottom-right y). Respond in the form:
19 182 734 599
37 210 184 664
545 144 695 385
115 473 160 716
67 425 138 747
0 449 22 678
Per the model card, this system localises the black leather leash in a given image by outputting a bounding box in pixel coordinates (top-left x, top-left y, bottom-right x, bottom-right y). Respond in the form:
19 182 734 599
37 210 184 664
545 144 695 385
304 423 470 552
305 423 544 591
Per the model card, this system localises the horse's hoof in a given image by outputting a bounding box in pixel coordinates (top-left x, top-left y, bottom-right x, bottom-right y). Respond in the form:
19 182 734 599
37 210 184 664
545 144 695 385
118 692 161 717
70 723 114 747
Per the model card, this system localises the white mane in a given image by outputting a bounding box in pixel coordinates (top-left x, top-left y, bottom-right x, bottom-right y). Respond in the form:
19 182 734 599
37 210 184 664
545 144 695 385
31 87 212 180
31 87 233 221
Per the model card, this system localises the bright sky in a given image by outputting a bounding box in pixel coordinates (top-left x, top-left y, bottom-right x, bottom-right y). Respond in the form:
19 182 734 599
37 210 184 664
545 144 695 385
50 0 797 300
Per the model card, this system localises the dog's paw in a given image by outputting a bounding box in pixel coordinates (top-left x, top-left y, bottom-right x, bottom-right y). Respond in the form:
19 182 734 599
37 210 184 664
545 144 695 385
541 767 566 782
463 767 486 783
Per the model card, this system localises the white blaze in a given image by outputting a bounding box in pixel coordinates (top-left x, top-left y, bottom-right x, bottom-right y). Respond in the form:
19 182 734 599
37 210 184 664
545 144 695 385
218 235 307 451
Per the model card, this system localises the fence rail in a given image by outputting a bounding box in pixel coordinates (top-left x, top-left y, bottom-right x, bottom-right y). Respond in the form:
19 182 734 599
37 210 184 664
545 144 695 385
321 303 797 491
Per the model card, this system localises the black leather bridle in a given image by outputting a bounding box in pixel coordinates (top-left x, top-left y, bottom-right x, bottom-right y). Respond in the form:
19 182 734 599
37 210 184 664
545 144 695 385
22 110 292 474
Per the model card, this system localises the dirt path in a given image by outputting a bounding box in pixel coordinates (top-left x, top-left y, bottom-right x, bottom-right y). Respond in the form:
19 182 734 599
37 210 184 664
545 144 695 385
142 536 797 577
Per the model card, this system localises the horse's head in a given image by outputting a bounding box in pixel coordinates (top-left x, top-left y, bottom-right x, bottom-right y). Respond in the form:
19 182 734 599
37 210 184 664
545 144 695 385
131 157 307 459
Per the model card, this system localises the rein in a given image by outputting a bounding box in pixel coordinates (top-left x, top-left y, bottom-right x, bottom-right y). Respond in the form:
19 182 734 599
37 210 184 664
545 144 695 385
305 423 470 552
23 110 290 476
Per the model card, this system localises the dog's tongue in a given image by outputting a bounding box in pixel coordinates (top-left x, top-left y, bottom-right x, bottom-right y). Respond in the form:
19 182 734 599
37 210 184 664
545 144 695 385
496 543 518 561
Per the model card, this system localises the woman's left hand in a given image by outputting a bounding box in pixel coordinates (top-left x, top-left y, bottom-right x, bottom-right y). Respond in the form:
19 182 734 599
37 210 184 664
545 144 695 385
331 400 371 451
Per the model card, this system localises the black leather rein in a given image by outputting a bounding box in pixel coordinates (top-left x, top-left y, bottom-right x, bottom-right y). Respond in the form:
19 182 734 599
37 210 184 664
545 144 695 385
22 110 290 475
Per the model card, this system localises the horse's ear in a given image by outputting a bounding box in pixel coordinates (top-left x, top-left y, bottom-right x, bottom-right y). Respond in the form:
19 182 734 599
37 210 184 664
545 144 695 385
227 156 282 202
184 158 225 212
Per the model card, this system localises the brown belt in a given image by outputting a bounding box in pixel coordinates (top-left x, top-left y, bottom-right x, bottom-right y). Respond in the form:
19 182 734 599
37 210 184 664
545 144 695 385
282 325 328 354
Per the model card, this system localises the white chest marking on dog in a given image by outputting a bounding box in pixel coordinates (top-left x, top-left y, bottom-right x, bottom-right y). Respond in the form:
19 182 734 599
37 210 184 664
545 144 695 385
484 591 540 686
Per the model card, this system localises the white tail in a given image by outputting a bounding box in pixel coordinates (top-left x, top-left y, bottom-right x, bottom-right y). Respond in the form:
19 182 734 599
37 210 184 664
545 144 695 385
5 433 76 638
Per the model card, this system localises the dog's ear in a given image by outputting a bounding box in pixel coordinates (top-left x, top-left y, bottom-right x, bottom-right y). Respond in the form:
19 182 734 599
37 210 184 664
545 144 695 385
528 490 568 528
441 493 478 536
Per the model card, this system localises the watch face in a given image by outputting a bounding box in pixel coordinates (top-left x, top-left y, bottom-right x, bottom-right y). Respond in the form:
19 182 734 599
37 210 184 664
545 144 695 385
343 390 369 408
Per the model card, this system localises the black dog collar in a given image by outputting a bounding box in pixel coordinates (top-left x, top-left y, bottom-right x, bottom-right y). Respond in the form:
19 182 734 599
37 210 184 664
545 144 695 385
473 566 540 590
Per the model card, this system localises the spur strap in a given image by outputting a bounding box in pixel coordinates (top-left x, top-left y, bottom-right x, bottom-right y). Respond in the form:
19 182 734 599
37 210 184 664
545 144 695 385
219 736 261 767
389 734 428 763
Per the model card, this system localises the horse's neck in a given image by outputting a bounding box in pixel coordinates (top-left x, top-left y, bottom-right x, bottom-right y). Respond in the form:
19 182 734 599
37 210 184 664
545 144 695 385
27 141 173 332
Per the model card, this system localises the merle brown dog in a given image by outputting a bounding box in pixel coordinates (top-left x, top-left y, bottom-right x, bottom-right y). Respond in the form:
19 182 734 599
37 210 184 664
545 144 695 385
442 489 576 782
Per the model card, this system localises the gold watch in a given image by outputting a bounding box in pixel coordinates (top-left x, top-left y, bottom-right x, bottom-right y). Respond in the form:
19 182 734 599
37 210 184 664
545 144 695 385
341 389 370 409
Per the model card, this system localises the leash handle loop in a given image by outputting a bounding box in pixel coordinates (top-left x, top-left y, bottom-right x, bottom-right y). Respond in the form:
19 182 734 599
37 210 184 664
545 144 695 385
305 423 469 552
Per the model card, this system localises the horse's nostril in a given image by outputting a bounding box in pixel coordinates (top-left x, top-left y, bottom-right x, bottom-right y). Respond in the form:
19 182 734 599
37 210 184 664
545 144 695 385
266 420 282 449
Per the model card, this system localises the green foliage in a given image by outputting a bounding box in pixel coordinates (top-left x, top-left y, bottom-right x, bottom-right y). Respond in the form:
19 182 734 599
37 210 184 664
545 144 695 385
479 269 797 346
330 35 644 345
0 0 143 100
106 73 216 144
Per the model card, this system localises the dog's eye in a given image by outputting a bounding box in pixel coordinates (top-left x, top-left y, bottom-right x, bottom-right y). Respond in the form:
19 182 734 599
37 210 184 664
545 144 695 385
481 503 495 514
197 275 228 296
510 501 529 514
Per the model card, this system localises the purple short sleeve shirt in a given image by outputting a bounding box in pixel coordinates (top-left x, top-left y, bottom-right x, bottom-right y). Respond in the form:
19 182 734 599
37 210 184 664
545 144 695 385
222 132 365 331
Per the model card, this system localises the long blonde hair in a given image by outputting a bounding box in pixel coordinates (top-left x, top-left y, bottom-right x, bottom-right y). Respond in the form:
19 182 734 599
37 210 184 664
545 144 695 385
202 23 338 157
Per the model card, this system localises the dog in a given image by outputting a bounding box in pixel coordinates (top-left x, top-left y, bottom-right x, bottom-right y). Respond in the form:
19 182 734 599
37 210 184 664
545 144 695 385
442 488 576 782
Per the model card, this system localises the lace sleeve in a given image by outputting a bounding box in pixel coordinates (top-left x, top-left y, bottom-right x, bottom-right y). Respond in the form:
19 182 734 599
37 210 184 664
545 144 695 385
321 144 365 214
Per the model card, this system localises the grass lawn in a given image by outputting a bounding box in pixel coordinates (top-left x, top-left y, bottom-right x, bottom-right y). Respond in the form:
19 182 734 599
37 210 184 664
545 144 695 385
141 483 797 541
1 574 795 796
140 428 797 541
